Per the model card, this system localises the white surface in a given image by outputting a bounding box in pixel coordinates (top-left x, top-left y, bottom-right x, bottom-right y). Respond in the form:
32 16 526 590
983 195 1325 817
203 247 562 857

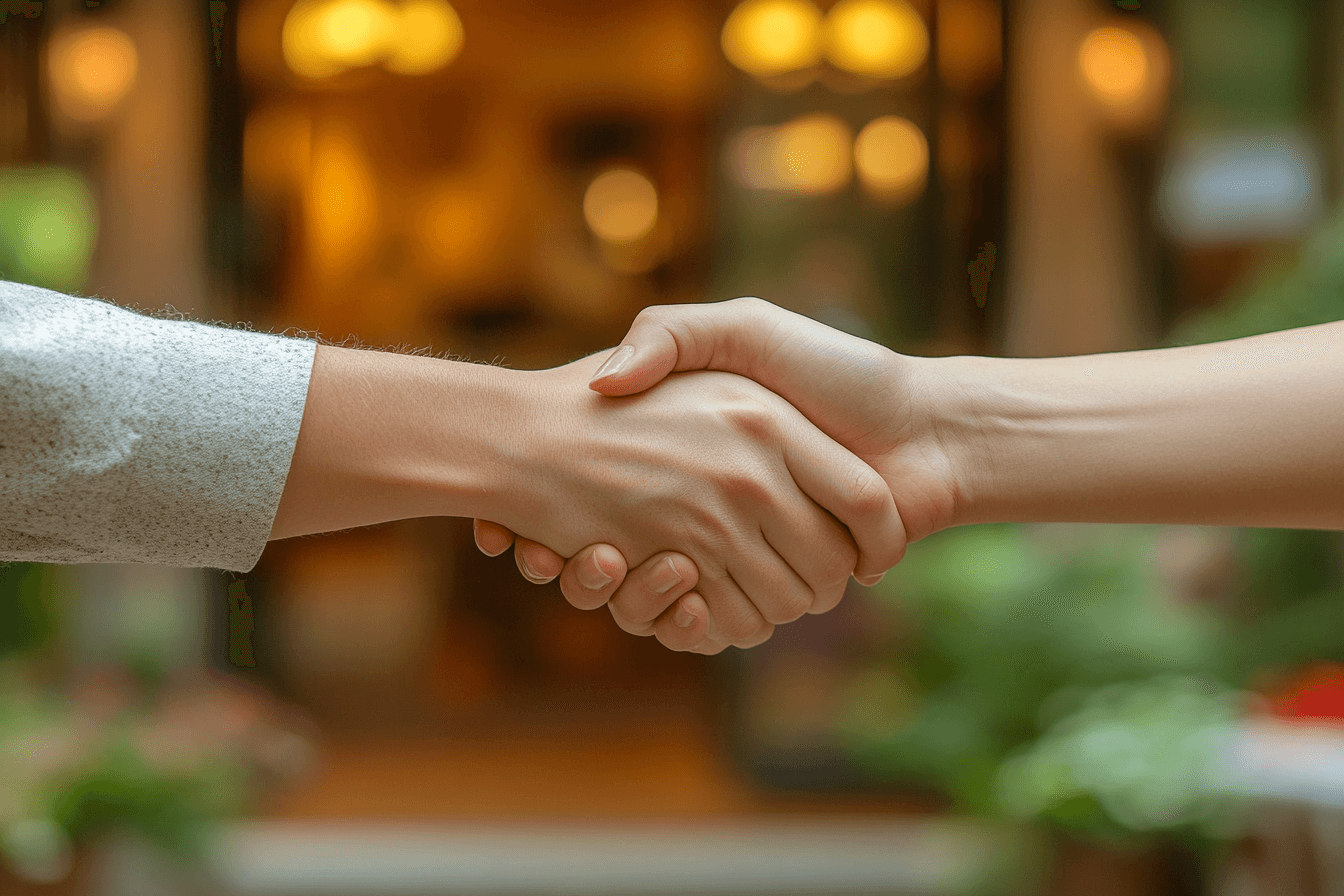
207 818 1027 896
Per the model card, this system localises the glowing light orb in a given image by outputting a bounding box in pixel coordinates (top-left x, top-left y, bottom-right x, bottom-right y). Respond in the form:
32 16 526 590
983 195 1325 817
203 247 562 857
47 27 138 122
584 169 659 244
822 0 927 80
721 0 823 78
854 115 928 203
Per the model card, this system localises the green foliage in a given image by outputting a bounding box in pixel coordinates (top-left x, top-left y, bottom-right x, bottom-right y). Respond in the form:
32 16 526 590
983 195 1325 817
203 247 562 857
0 563 58 661
852 525 1226 826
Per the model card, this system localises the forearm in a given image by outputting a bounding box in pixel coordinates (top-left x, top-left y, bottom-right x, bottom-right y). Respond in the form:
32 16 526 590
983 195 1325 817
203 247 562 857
922 320 1344 530
269 344 529 540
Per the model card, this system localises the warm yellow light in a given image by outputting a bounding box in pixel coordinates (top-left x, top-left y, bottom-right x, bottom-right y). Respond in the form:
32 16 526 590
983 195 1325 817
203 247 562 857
772 113 852 193
584 169 659 244
283 0 346 78
306 123 380 280
729 114 853 194
854 115 927 203
1079 25 1147 107
286 0 461 79
317 0 397 67
385 0 463 74
721 0 823 78
822 0 927 80
47 26 138 122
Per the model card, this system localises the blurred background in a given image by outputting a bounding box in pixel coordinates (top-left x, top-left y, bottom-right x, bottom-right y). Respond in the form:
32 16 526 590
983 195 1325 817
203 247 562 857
4 0 1344 893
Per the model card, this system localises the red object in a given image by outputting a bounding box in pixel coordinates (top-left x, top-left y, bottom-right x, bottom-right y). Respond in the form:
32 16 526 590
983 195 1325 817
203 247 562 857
1269 663 1344 722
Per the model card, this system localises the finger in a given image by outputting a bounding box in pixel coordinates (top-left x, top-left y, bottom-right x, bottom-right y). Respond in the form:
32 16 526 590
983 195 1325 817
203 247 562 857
557 544 629 611
515 537 565 584
606 552 699 632
778 417 907 582
691 566 774 649
588 298 771 397
757 489 857 620
725 528 820 627
473 519 516 557
649 592 710 652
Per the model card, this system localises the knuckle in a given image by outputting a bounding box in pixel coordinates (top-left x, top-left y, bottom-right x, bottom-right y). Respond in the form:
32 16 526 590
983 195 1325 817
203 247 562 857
848 467 893 519
717 461 774 506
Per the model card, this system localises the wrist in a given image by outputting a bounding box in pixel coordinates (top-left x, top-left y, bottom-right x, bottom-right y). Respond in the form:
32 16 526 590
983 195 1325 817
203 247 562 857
900 351 1001 531
271 346 537 539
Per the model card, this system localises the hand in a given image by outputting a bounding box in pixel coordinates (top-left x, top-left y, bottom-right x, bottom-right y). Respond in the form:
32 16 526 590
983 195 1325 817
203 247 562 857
477 297 968 651
481 348 906 652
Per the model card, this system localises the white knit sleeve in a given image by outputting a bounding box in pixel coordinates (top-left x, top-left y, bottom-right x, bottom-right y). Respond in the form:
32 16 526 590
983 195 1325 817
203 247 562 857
0 280 316 572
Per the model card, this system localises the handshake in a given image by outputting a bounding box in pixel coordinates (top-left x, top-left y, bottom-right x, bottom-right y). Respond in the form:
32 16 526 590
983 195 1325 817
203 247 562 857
276 295 1344 653
468 297 967 655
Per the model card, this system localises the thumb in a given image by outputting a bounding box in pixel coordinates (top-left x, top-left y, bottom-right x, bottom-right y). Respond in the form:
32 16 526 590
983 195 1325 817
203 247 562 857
587 328 679 397
588 298 767 396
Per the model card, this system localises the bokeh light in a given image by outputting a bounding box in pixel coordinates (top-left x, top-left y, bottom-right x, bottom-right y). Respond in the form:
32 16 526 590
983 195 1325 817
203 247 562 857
46 27 138 122
0 168 98 292
384 0 464 75
774 113 853 193
1078 25 1147 108
316 0 397 67
583 168 659 244
283 0 462 79
720 0 823 79
731 113 853 194
854 115 927 203
821 0 927 81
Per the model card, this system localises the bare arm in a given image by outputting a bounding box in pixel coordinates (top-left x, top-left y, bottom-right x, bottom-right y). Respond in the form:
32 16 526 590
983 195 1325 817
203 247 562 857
929 319 1344 530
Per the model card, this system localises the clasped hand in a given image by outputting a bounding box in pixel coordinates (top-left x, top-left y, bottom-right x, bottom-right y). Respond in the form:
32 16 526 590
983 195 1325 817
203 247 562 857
474 298 968 654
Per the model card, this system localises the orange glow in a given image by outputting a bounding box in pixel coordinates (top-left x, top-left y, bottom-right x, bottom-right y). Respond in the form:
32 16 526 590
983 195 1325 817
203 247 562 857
306 123 380 280
822 0 927 80
384 0 463 75
283 0 462 79
47 27 138 122
583 169 659 244
412 178 493 277
853 115 927 203
721 0 823 78
730 114 852 195
1078 21 1170 130
1079 25 1146 106
936 0 1000 95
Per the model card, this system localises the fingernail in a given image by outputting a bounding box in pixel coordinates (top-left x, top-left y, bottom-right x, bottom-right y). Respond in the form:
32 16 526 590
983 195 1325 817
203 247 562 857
674 604 696 628
518 554 545 583
649 557 683 595
578 556 614 592
591 344 635 382
857 572 885 587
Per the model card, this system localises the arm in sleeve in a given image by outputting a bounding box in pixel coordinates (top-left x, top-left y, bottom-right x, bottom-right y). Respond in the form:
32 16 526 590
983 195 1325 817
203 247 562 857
0 280 317 572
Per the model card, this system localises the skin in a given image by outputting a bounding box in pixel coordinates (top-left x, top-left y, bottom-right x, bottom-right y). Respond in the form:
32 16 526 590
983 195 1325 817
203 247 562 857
476 296 1344 654
270 341 905 652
